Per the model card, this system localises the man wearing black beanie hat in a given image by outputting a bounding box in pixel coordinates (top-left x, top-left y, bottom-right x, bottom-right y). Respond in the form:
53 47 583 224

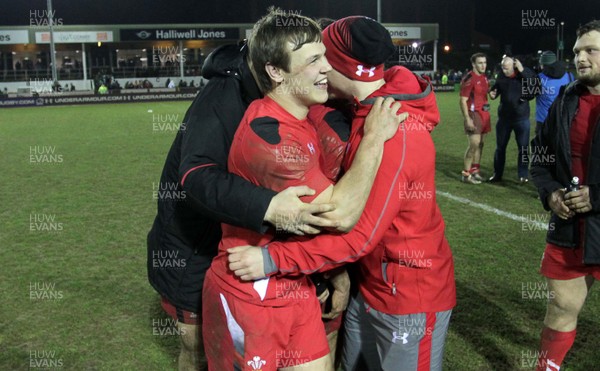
229 16 456 371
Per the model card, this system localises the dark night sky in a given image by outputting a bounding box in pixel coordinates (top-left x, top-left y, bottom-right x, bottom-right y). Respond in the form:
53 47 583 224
0 0 598 55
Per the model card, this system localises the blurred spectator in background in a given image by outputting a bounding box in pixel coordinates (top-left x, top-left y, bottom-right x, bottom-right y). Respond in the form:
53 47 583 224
110 80 121 90
98 84 108 94
534 51 574 135
441 71 449 85
488 56 537 183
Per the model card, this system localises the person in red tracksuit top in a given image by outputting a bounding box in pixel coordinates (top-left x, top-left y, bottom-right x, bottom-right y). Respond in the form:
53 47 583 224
202 10 404 371
228 16 456 371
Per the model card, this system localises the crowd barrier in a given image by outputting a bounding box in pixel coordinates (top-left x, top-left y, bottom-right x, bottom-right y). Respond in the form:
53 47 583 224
431 84 456 92
0 88 200 108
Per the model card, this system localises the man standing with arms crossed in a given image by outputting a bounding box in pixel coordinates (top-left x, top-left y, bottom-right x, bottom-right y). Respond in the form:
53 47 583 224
460 53 491 184
531 20 600 371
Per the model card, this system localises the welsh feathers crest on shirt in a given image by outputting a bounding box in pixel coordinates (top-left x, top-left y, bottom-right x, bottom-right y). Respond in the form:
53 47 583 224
247 356 266 370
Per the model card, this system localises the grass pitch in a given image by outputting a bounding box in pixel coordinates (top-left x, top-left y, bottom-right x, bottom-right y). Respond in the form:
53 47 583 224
1 92 599 370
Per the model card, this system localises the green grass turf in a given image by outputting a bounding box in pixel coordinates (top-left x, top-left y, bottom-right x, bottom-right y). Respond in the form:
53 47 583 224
1 92 599 370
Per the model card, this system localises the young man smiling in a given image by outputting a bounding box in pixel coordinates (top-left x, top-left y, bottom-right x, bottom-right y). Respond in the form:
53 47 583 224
228 16 456 371
202 9 403 371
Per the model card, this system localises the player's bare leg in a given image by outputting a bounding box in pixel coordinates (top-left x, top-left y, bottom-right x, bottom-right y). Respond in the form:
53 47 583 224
466 133 482 169
327 330 338 365
474 137 484 168
471 136 485 181
536 276 594 370
544 276 593 331
177 322 206 371
462 133 482 184
281 354 333 371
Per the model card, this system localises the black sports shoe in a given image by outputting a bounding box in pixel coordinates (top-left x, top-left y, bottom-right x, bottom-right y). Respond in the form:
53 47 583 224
488 174 503 183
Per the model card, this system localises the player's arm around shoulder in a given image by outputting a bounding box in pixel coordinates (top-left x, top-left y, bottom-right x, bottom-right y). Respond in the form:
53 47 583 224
310 97 407 233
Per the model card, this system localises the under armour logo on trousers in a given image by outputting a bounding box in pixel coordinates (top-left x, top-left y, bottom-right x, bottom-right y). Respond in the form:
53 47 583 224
392 331 409 344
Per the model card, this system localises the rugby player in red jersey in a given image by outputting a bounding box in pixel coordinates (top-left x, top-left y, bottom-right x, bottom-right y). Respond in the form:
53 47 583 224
228 16 456 371
202 10 404 371
459 52 491 184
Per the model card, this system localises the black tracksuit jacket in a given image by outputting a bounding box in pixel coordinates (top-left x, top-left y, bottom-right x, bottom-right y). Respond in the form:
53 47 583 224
491 67 537 120
147 45 273 311
531 81 600 264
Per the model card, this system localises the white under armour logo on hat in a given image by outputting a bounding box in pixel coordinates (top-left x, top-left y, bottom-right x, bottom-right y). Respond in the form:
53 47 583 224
356 65 376 77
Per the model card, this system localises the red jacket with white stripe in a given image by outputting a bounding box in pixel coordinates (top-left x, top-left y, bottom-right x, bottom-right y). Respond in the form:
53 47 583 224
267 66 456 315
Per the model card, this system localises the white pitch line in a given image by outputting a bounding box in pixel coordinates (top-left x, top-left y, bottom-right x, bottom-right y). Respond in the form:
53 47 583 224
436 190 548 230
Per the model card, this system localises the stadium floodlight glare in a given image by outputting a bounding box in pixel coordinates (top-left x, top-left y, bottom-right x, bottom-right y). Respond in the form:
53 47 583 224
412 42 418 48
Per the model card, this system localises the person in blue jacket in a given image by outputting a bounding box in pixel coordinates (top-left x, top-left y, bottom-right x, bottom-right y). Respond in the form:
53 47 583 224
535 51 573 135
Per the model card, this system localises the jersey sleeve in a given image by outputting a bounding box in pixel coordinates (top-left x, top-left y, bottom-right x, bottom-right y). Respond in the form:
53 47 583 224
266 128 410 274
459 74 473 98
230 114 333 203
308 105 350 182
